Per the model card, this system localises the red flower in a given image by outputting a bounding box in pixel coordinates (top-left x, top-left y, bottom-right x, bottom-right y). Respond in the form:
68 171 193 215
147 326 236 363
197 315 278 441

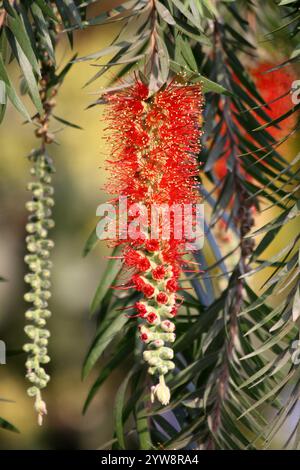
132 274 145 291
135 302 147 317
131 237 145 247
170 306 178 317
138 257 151 272
143 283 155 298
146 312 157 324
156 292 168 304
152 265 166 280
145 240 160 252
166 278 178 293
140 333 148 342
124 249 142 268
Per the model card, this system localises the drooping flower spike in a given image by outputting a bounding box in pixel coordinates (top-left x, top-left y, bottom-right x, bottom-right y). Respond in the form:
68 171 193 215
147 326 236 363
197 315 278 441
103 77 204 405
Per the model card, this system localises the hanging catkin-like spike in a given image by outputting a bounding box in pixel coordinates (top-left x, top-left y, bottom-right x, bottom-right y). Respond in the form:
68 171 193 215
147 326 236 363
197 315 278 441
23 31 58 425
24 150 54 425
103 78 204 405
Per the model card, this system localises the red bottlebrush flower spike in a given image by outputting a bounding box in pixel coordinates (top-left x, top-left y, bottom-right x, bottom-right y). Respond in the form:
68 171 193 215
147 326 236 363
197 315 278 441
103 78 204 405
214 62 296 181
251 63 296 138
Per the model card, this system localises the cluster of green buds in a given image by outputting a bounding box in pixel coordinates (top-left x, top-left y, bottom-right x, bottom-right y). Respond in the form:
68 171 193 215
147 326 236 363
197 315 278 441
125 240 180 405
140 312 176 406
24 148 55 425
141 318 176 375
142 317 176 406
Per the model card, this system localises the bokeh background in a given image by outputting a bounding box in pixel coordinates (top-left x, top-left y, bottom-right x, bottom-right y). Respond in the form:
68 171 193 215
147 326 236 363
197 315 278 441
0 18 299 449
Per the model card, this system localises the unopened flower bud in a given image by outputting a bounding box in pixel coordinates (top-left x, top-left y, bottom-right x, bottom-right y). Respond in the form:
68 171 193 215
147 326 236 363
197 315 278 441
151 376 171 406
161 320 175 333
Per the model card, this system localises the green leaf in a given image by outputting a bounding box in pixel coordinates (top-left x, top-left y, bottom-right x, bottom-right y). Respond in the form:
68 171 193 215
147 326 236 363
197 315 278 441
0 79 6 123
14 40 43 115
0 78 5 104
225 48 265 105
53 114 83 130
80 10 134 29
201 0 218 17
82 312 129 379
49 53 77 87
64 0 83 28
239 370 294 419
136 396 152 450
169 60 229 94
89 247 122 315
148 33 170 94
174 17 211 44
0 54 31 121
76 36 147 62
7 14 40 76
176 35 198 72
242 322 294 360
35 0 58 21
165 414 205 449
82 225 98 257
278 0 297 4
0 417 19 433
253 103 300 131
31 4 55 62
114 369 136 449
170 352 218 389
292 286 300 322
171 0 203 30
155 1 176 25
174 296 222 352
82 337 133 414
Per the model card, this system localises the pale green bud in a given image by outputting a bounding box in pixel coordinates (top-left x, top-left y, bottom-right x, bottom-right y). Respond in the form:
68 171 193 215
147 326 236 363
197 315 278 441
159 347 174 360
157 365 168 375
166 361 175 370
27 386 39 397
26 223 37 234
160 320 175 333
24 292 35 303
39 355 50 364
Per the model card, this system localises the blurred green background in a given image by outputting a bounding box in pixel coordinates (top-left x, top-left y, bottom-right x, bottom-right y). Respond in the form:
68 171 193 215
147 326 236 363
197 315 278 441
0 20 299 449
